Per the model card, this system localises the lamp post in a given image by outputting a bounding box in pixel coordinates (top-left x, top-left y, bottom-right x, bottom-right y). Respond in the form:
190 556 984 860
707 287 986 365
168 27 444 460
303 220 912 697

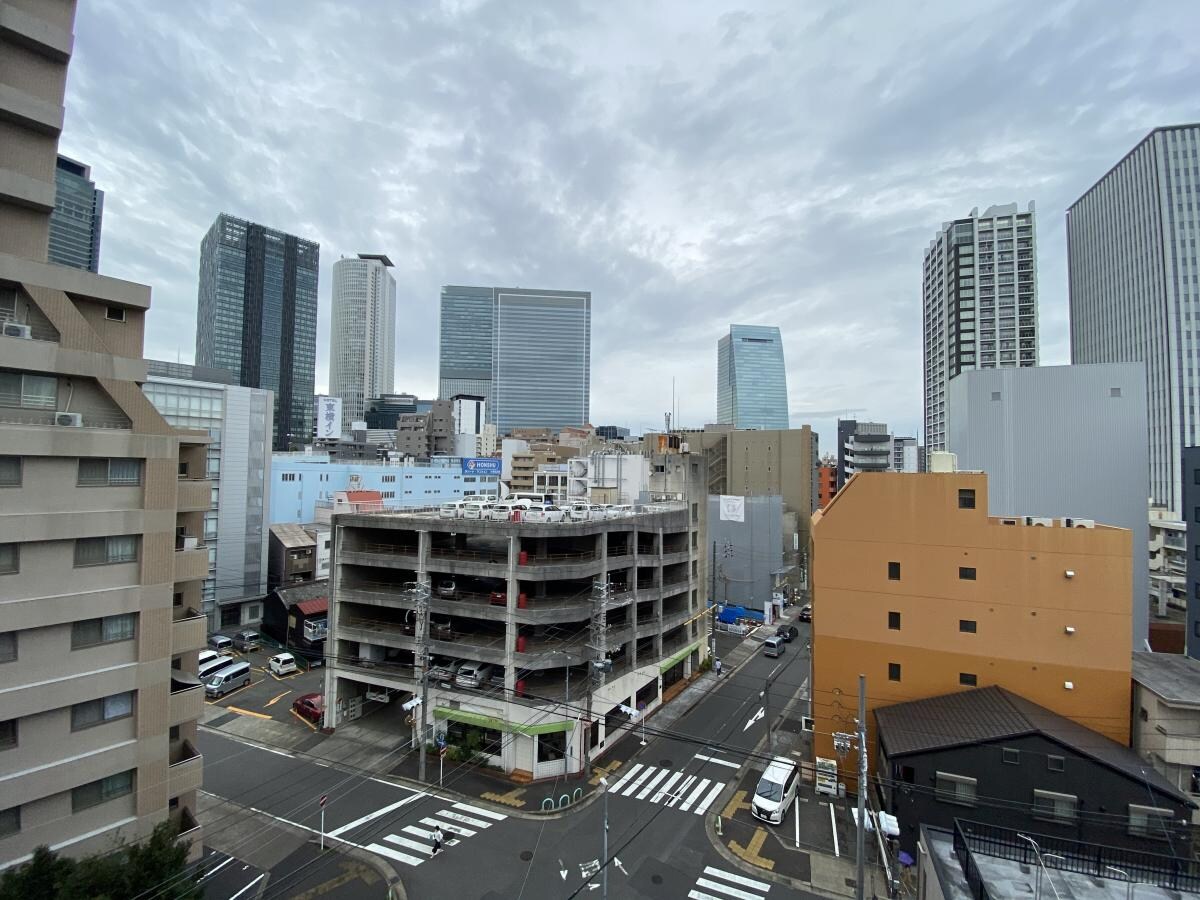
1105 865 1134 900
1017 834 1047 900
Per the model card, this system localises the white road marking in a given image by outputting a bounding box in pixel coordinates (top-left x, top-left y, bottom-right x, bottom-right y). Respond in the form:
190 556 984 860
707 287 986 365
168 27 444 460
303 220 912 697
227 874 266 900
608 762 643 792
668 775 697 807
651 771 685 804
328 794 424 838
695 876 766 900
200 856 234 880
694 781 725 815
702 866 772 891
694 753 740 769
434 809 492 829
384 834 435 856
680 778 712 812
365 842 425 867
620 765 658 797
418 816 475 837
636 768 671 800
452 802 506 821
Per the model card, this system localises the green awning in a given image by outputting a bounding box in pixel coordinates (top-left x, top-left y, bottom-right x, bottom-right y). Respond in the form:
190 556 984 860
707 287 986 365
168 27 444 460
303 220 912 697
433 707 572 735
659 640 702 673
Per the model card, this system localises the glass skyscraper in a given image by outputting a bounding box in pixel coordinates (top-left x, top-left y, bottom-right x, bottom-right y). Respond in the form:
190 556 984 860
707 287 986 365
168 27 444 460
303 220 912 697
195 213 319 450
330 254 396 429
47 155 103 272
716 324 790 430
438 285 591 434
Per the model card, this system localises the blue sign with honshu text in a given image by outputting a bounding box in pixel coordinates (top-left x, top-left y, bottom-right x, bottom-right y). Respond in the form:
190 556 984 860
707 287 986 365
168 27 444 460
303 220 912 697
461 457 501 476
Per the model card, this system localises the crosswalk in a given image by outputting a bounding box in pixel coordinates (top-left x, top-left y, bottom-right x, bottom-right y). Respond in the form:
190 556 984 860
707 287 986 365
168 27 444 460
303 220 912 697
689 865 771 900
607 762 726 815
361 802 507 867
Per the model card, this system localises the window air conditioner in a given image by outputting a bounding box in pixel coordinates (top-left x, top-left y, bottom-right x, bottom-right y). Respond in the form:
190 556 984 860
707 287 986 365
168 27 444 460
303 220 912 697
2 323 32 339
55 412 83 427
1064 518 1095 529
1024 516 1053 526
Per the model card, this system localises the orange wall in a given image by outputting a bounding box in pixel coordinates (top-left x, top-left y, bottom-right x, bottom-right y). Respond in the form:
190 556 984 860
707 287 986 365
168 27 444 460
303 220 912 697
811 472 1133 790
817 465 837 509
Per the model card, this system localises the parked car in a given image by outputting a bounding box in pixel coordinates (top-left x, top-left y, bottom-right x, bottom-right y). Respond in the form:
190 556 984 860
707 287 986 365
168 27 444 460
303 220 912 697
207 634 233 653
762 636 785 658
439 501 466 519
292 693 324 724
455 661 494 689
752 756 799 825
204 660 252 698
799 604 812 623
523 503 566 523
436 578 457 599
198 649 222 668
269 652 298 676
775 625 798 642
461 501 491 520
567 503 594 522
232 630 261 652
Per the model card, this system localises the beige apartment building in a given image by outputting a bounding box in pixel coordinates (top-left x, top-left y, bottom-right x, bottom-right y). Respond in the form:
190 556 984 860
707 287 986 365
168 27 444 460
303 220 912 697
1 0 206 868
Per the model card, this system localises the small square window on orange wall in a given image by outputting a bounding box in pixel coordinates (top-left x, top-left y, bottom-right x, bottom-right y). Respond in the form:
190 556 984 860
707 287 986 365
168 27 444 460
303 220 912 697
958 488 976 509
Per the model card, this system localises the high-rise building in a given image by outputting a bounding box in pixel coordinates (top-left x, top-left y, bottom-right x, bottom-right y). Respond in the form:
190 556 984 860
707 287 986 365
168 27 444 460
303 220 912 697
438 286 591 434
0 4 206 865
1068 125 1200 513
716 324 789 430
835 419 891 488
329 254 396 430
47 156 103 272
195 214 319 451
923 203 1038 455
891 436 919 473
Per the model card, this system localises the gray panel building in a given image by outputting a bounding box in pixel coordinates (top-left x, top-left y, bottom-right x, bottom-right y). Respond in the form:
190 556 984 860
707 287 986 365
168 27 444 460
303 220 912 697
707 494 783 609
1068 124 1200 514
47 156 103 272
1182 447 1200 660
946 363 1149 650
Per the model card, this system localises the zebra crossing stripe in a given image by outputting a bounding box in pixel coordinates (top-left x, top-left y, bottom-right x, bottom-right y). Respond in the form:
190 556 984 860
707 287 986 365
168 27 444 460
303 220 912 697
651 771 685 804
402 824 459 846
384 834 434 856
609 762 643 792
694 877 765 900
620 766 658 797
419 815 476 837
365 842 424 867
452 802 506 821
702 865 771 891
668 775 697 806
635 768 671 800
680 778 712 812
694 781 725 816
434 810 493 829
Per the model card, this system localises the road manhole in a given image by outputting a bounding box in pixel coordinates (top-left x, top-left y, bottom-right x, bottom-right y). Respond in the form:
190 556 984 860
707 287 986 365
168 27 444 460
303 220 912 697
659 759 673 767
651 874 663 885
519 850 534 862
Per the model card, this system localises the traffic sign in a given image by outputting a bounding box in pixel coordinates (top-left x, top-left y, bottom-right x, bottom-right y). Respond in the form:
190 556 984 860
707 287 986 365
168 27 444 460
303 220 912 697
319 795 327 808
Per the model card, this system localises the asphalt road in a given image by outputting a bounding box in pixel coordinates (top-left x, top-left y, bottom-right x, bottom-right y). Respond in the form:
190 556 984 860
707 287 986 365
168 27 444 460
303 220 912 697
203 647 326 731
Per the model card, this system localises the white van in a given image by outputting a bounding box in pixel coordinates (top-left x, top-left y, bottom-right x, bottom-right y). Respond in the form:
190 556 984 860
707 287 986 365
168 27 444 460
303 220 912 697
439 501 466 519
269 652 298 676
198 655 233 680
455 661 495 689
204 660 252 698
567 503 593 522
198 649 221 668
752 756 799 825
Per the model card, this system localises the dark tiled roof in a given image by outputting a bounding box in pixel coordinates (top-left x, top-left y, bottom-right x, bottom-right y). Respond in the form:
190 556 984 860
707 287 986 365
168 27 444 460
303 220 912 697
874 687 1188 804
275 579 329 608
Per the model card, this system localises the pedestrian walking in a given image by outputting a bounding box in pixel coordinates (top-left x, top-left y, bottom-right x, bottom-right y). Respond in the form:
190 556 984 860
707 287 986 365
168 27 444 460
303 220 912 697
430 824 444 855
714 657 722 677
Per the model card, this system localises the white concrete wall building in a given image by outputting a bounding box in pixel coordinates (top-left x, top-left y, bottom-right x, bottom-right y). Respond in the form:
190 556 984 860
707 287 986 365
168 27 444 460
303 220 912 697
330 254 396 430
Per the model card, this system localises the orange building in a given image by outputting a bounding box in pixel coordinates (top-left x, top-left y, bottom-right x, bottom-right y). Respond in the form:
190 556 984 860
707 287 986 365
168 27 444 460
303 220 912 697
817 465 837 508
810 470 1132 792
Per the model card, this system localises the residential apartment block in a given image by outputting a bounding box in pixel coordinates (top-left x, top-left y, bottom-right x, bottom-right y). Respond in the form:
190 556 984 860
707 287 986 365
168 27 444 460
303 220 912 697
836 419 891 488
330 254 396 430
811 471 1133 793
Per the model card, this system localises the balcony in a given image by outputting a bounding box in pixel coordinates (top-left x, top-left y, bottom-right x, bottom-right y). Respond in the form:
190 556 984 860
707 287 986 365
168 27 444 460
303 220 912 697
176 478 212 512
168 739 203 797
174 544 209 582
169 673 204 726
169 806 203 863
172 606 206 653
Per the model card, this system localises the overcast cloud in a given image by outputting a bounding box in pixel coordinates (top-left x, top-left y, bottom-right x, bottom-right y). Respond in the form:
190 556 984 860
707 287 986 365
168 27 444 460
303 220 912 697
61 0 1199 451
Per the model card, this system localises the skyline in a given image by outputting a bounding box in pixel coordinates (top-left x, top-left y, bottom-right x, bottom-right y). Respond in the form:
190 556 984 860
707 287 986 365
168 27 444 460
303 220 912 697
60 1 1200 448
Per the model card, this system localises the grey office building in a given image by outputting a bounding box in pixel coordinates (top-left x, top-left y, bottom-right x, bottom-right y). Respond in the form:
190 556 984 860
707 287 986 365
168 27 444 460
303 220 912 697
708 494 784 608
924 203 1038 455
195 214 319 450
1068 124 1200 513
438 286 591 434
716 324 789 430
47 155 103 272
1182 447 1200 660
947 362 1149 651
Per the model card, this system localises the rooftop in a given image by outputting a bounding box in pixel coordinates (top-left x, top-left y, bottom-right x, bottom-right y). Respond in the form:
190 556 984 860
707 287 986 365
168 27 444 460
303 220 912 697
275 579 329 608
270 523 316 549
1132 651 1200 708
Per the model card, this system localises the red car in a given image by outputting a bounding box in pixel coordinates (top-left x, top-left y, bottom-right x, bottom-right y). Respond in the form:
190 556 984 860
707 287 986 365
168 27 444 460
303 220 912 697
292 693 324 724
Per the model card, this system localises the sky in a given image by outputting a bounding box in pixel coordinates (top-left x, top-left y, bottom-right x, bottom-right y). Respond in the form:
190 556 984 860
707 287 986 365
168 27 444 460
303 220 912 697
61 0 1200 453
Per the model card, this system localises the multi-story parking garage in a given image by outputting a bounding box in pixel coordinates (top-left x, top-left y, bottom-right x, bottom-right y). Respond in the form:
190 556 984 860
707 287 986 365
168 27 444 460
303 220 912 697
323 497 707 781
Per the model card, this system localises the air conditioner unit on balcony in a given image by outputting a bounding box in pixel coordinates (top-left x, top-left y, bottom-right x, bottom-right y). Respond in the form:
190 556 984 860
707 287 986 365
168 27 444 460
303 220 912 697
1063 518 1095 529
2 323 32 339
55 412 83 427
181 536 199 550
1024 516 1053 527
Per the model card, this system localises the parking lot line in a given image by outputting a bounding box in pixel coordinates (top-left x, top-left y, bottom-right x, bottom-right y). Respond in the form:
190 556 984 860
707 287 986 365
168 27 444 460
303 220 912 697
291 709 319 731
227 706 272 720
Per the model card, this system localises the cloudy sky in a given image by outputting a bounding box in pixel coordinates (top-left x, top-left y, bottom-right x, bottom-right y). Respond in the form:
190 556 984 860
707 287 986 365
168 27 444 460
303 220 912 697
62 0 1198 452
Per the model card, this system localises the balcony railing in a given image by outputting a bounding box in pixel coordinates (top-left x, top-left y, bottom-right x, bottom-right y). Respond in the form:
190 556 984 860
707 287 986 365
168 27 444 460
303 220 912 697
171 606 206 653
168 739 203 797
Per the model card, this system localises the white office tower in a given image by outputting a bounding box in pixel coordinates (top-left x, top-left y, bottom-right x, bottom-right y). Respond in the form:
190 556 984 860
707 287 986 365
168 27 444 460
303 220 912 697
330 254 396 430
1068 125 1200 512
451 394 486 457
923 203 1038 455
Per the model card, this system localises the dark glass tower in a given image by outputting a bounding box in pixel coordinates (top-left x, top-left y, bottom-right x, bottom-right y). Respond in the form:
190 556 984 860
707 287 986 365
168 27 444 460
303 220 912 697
195 214 319 450
48 155 103 272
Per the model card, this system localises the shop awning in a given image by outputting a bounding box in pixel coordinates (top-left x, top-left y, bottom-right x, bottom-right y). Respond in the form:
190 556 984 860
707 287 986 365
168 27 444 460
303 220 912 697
659 640 702 673
433 707 572 735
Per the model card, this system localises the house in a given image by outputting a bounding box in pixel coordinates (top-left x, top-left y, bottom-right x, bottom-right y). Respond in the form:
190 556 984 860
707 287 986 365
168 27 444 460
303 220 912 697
261 579 328 664
1133 651 1200 822
875 686 1194 855
268 523 317 589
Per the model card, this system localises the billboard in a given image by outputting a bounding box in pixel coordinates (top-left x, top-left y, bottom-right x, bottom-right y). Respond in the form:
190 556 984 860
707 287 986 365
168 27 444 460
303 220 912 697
461 457 502 476
719 495 745 522
315 396 342 440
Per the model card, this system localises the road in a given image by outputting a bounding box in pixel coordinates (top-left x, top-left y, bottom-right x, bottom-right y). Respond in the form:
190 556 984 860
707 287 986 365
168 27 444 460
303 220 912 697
196 628 817 899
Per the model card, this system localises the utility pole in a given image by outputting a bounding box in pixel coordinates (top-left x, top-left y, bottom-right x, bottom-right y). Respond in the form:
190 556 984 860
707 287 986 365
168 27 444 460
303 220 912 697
415 580 431 784
584 579 610 779
855 673 867 900
709 539 717 661
763 673 773 755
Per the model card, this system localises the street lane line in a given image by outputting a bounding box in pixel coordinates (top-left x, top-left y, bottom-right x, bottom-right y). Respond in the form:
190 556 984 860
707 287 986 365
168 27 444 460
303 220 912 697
619 766 658 797
608 763 643 792
257 746 294 759
419 816 475 837
434 810 492 829
688 891 732 900
702 866 772 891
227 874 266 900
694 877 763 900
668 775 696 806
694 753 740 769
403 824 460 845
694 781 725 815
384 834 434 856
651 771 684 804
200 856 234 880
365 842 424 867
452 802 506 821
680 778 712 812
635 768 670 800
328 794 424 838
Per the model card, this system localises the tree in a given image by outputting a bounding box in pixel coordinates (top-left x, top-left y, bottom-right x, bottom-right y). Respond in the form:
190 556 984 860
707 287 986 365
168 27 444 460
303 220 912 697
0 822 200 900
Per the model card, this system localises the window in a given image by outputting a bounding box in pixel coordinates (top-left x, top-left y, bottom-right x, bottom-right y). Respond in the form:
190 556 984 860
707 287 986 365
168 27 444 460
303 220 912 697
0 806 17 839
935 772 977 806
0 719 15 750
1033 789 1078 823
888 611 901 630
1001 748 1020 765
1047 755 1065 773
0 632 14 662
888 561 901 580
959 566 977 581
78 457 142 486
1110 387 1121 398
888 663 901 682
71 614 136 649
0 543 16 575
990 391 1001 401
1128 804 1174 838
959 672 977 686
959 619 977 633
71 770 134 812
74 535 138 566
71 692 134 730
958 488 976 509
105 306 126 322
0 372 57 409
0 456 20 487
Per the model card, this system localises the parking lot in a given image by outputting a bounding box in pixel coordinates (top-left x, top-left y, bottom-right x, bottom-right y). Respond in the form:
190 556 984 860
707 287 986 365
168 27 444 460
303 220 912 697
202 645 327 732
